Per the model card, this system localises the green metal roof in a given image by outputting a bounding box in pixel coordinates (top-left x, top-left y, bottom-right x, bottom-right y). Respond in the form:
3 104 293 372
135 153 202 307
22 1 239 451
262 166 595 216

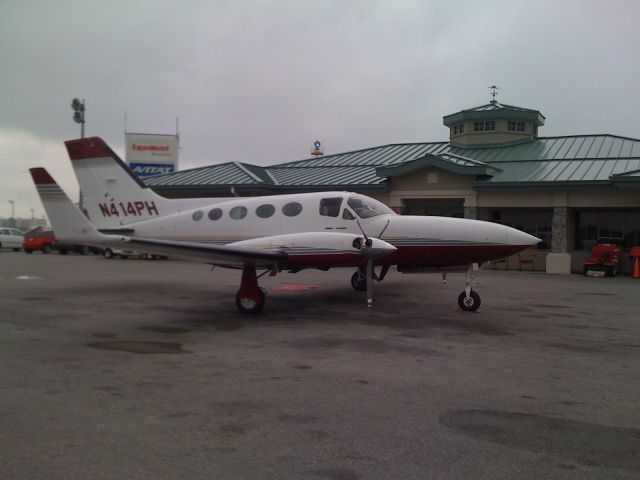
145 134 640 192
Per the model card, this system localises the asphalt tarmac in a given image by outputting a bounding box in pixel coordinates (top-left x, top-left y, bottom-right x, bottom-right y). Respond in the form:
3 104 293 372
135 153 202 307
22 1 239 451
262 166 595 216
1 251 640 479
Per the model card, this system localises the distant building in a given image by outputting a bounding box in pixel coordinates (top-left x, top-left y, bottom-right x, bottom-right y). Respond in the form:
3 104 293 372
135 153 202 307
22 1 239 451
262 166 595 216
143 100 640 274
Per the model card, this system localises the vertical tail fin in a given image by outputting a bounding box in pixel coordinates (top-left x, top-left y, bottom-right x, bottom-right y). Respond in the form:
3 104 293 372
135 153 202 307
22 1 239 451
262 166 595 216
65 137 170 228
30 167 114 246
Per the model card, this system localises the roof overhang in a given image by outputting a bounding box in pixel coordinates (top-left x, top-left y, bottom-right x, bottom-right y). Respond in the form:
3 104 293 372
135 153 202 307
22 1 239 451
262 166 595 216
443 109 545 127
376 153 494 178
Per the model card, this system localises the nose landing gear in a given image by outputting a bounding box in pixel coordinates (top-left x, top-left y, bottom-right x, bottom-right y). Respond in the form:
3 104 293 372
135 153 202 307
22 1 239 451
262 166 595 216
458 263 481 312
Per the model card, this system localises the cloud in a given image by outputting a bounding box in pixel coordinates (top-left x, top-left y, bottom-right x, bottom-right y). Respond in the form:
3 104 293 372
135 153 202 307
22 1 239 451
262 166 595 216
0 129 79 219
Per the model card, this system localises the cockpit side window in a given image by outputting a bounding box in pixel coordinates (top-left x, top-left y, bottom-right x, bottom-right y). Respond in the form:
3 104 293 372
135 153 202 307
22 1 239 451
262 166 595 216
342 209 355 220
319 197 343 217
347 195 394 219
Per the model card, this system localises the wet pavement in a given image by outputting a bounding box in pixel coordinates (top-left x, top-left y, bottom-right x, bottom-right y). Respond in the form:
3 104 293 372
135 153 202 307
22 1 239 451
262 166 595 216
1 251 639 479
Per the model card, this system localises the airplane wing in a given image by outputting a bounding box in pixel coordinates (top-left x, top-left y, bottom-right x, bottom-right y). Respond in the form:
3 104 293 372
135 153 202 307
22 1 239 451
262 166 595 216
125 237 287 266
30 167 287 267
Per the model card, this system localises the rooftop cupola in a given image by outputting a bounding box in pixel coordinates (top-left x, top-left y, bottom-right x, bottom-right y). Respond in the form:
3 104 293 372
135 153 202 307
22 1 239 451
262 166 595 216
443 100 546 148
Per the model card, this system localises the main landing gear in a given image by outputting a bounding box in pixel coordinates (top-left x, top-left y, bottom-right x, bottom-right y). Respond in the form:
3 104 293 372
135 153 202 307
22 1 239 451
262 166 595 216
235 265 266 314
457 263 481 312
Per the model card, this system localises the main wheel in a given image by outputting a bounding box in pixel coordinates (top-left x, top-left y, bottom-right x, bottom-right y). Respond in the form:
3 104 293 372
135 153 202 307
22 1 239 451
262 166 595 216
42 244 52 254
235 289 266 314
458 290 481 312
103 248 114 259
351 271 367 291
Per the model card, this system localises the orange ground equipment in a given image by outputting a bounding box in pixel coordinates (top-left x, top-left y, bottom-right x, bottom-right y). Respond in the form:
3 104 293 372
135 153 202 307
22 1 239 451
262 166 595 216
630 246 640 279
583 239 622 277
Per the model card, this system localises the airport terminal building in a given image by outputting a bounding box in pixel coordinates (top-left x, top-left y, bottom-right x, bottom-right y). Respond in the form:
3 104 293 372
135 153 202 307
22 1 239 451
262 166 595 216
144 101 640 274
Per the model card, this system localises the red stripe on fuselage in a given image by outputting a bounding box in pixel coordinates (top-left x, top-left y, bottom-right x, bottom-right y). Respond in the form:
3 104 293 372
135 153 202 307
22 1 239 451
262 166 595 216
282 244 529 270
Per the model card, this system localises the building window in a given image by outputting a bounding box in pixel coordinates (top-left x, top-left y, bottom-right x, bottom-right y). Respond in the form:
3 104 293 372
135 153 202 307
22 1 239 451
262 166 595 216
256 204 275 218
229 206 247 220
453 123 464 136
473 120 495 132
192 210 204 221
491 209 552 249
508 120 525 132
282 202 303 217
575 210 640 250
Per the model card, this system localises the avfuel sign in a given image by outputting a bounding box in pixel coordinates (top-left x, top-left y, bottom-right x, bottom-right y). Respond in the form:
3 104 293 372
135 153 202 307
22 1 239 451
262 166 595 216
125 133 179 177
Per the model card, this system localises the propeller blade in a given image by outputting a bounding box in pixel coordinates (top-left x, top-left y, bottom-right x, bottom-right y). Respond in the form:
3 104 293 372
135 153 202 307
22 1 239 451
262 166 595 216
378 219 390 239
366 258 374 307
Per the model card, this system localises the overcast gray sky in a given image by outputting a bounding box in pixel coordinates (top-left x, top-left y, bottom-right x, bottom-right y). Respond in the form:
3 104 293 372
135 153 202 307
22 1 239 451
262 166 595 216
2 0 639 220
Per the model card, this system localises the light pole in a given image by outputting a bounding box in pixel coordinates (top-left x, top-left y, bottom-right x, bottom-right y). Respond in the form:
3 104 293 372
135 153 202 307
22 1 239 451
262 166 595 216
30 208 35 226
8 200 15 228
71 98 86 138
71 98 86 211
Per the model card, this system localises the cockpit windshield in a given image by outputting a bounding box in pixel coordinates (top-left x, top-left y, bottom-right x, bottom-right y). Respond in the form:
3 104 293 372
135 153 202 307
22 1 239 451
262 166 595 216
347 195 394 219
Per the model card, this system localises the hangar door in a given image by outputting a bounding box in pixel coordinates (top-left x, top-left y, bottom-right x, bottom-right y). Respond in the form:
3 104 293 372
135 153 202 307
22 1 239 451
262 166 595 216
403 198 464 217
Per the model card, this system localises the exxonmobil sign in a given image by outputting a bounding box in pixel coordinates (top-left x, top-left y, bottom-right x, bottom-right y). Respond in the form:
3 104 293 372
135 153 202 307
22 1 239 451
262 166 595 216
125 132 178 177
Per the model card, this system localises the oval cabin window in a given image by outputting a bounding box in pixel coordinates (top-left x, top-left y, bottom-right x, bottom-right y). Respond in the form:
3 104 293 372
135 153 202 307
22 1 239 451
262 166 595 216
256 204 275 218
229 206 248 220
282 202 303 217
208 208 223 221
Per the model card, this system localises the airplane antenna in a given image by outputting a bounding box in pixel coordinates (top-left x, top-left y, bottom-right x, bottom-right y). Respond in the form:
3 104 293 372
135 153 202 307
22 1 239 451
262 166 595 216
489 85 501 104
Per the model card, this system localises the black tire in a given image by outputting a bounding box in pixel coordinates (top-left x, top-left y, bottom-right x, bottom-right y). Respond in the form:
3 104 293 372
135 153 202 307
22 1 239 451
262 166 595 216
103 248 114 259
458 290 481 312
235 289 266 314
13 248 20 252
80 246 90 255
59 250 68 255
120 255 129 260
42 244 52 254
351 271 367 291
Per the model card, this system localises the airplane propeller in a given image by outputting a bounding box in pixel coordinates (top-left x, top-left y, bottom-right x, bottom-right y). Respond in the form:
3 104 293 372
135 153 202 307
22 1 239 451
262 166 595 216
354 219 390 307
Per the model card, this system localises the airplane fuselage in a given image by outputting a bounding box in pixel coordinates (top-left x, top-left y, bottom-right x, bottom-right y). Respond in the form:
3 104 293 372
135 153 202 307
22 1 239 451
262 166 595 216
96 191 537 271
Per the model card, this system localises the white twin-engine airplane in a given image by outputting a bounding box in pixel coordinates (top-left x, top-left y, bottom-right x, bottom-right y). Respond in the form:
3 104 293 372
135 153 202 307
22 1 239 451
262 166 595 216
31 137 539 314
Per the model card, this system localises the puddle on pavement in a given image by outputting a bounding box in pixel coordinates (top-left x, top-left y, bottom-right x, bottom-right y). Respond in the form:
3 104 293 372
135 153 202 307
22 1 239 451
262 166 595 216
139 326 190 334
89 341 190 354
440 409 640 471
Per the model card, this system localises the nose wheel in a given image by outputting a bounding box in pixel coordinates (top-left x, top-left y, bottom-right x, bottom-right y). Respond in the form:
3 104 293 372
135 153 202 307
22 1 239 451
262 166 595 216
458 263 481 312
458 290 481 311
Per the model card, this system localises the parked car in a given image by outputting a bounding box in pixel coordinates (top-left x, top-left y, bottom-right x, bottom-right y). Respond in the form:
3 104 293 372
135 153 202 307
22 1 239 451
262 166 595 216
23 226 100 255
0 227 24 251
23 227 56 253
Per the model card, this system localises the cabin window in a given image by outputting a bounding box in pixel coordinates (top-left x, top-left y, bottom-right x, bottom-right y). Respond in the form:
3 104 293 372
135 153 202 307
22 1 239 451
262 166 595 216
192 210 204 221
282 202 302 217
319 197 343 217
208 208 223 220
229 206 248 220
342 209 355 220
256 204 275 218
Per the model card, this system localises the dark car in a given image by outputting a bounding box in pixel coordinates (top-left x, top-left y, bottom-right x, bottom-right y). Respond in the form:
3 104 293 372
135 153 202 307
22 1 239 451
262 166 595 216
23 226 100 255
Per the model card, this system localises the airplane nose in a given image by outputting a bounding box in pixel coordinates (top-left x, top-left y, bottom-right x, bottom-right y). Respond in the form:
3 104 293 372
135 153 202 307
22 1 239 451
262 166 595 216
507 228 541 246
